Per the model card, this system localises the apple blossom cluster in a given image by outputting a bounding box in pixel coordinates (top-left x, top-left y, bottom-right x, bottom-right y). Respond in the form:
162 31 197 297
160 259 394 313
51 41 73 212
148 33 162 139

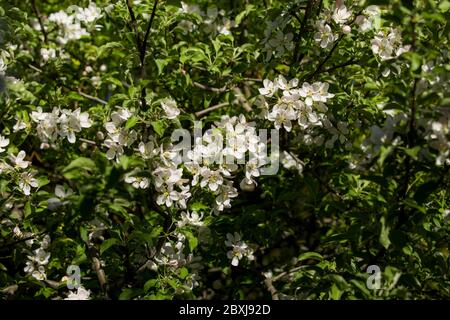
371 27 411 61
354 5 381 33
225 232 254 267
346 111 407 170
313 2 354 49
0 57 6 75
422 114 450 166
30 107 92 148
259 75 334 132
47 184 74 211
102 107 137 162
280 151 304 174
153 233 202 291
0 147 40 196
314 3 381 50
261 15 294 61
187 114 270 211
46 2 102 45
178 2 235 36
23 235 51 281
64 286 91 300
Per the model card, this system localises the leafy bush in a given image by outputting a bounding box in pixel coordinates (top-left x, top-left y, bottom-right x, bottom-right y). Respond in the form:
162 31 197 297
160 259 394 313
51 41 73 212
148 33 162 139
0 0 449 300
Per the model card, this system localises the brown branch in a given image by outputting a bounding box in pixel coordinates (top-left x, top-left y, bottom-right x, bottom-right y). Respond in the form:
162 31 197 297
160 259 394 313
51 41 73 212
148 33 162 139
306 34 344 81
86 242 109 298
195 102 229 117
141 0 159 70
125 0 142 54
293 0 315 63
263 274 279 300
305 11 363 81
125 0 159 110
31 0 48 43
77 90 107 105
323 58 359 73
192 81 228 93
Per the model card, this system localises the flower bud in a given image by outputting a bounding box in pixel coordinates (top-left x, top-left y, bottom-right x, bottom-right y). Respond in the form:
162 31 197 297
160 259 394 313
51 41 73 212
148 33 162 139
342 25 351 34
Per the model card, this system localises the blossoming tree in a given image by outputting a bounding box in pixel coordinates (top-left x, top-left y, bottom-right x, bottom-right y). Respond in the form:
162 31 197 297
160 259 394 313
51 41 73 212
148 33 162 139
0 0 449 300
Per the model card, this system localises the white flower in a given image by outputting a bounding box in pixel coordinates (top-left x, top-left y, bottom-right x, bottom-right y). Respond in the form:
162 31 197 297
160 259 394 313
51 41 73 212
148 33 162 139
0 135 9 153
48 185 73 210
13 118 27 132
48 11 73 25
111 107 132 125
104 139 124 161
314 21 336 49
19 172 39 195
31 266 47 280
59 108 92 143
225 232 253 267
0 58 6 74
177 211 204 227
332 5 352 25
200 168 223 192
74 3 102 23
125 175 150 189
153 167 183 188
161 98 180 119
371 28 410 61
138 141 155 159
276 75 298 96
10 150 30 169
156 185 180 207
281 151 304 173
259 79 278 97
214 183 238 212
40 48 56 62
267 104 296 132
65 286 91 300
29 248 51 266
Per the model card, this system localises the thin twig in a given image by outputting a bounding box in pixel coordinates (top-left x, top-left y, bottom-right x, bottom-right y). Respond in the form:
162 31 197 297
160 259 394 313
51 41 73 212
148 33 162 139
125 0 142 54
141 0 159 70
31 0 48 43
77 90 107 105
195 102 229 117
293 0 315 63
192 81 228 93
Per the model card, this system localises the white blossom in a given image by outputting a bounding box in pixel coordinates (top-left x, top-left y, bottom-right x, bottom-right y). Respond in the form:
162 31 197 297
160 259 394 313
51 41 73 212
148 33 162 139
161 98 180 119
65 286 91 300
0 135 9 153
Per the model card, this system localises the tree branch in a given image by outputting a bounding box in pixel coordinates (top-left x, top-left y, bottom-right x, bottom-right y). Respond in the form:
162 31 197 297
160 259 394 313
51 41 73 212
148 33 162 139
192 81 228 93
195 102 229 117
293 0 315 63
31 0 48 43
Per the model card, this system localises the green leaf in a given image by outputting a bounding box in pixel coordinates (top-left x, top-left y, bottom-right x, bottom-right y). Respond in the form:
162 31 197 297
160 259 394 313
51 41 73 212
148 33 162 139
402 146 421 160
439 0 450 12
144 279 157 292
124 116 139 130
119 288 143 300
377 145 393 167
155 59 169 75
100 238 120 255
298 252 323 262
24 201 32 217
179 267 189 279
403 199 426 214
185 231 198 251
151 121 166 137
80 226 88 243
63 157 96 173
380 216 391 249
